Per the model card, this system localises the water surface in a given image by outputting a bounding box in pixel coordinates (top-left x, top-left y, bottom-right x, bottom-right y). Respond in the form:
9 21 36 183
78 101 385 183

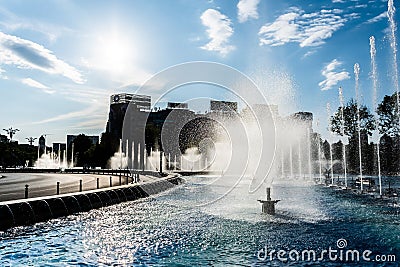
0 175 399 266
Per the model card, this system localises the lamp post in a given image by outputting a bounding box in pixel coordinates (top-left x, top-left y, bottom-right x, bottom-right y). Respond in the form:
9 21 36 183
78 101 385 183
26 137 37 146
3 127 20 141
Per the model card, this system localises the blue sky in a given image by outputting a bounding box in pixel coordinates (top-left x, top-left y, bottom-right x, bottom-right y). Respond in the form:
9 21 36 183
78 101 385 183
0 0 398 144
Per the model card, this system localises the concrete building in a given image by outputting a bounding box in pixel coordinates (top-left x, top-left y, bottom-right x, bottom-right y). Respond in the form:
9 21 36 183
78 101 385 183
167 102 188 109
66 135 99 148
210 100 238 113
289 112 313 131
52 143 66 153
38 135 46 151
241 104 279 121
106 93 151 139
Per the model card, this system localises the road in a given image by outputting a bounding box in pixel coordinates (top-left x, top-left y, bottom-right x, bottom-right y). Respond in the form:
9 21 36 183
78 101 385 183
0 173 155 202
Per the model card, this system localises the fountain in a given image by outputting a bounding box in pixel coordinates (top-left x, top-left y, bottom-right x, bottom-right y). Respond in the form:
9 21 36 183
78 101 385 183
370 36 383 196
338 87 348 188
257 187 280 215
388 0 400 128
35 152 60 169
297 139 302 178
280 150 285 178
289 143 294 179
307 128 313 181
71 143 75 168
147 149 166 172
317 129 323 184
314 119 324 184
108 139 128 169
354 63 364 192
326 103 334 185
174 155 177 171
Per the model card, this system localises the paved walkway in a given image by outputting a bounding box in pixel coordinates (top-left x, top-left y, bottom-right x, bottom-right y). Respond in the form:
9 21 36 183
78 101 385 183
0 173 156 202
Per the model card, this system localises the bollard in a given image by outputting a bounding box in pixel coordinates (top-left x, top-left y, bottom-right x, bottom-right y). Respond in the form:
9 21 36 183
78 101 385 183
126 176 128 185
79 179 83 192
119 176 122 186
25 184 29 199
109 176 112 187
97 178 100 189
57 182 60 195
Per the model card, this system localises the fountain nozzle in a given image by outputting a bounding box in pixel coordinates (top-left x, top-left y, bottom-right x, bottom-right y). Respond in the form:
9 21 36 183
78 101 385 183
258 187 280 215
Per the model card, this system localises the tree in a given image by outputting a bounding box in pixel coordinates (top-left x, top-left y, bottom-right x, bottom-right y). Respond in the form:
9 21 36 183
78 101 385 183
330 99 375 137
377 93 400 136
330 99 375 174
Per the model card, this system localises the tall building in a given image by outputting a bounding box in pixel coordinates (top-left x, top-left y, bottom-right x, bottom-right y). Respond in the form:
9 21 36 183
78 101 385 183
210 100 238 113
289 112 313 131
38 135 46 151
167 102 188 109
67 135 99 148
106 93 151 139
241 104 279 121
52 143 66 153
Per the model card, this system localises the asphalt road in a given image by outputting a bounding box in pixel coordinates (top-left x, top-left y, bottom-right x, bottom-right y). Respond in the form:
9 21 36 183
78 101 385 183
0 173 152 202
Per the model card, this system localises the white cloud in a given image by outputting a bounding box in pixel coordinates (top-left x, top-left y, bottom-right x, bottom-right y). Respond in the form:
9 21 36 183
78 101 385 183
32 84 111 127
237 0 260 23
34 105 101 124
0 31 84 84
0 7 71 43
258 8 349 47
0 67 7 79
318 59 350 91
366 11 387 24
21 78 55 94
332 0 345 3
302 50 317 59
200 9 235 56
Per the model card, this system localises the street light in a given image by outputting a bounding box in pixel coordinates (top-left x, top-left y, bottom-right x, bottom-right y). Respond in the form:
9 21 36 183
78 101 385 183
26 137 37 146
3 127 20 141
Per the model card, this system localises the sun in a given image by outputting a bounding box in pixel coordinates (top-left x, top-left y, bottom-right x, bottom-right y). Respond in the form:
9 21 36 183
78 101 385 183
94 31 134 74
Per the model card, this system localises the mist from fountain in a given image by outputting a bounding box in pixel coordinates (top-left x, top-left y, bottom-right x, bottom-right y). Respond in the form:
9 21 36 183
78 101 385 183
108 139 128 169
35 152 60 169
146 149 166 172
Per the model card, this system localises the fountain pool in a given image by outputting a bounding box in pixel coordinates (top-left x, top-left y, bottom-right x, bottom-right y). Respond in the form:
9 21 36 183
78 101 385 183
0 175 399 266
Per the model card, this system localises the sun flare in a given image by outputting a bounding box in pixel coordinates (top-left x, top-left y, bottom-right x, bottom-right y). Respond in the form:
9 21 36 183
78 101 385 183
94 32 134 73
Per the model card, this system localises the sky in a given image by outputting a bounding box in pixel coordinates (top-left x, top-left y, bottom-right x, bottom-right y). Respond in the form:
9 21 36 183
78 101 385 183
0 0 398 144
